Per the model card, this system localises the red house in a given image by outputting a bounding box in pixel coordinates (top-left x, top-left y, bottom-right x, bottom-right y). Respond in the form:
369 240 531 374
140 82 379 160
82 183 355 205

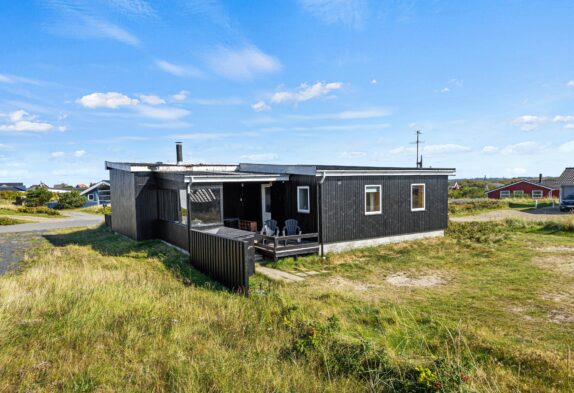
486 180 560 199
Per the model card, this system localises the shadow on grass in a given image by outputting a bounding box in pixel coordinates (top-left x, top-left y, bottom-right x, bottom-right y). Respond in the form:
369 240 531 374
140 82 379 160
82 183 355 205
43 225 225 292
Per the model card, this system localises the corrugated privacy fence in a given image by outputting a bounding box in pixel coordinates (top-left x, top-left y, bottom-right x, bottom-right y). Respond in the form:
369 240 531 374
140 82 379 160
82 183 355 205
189 229 253 294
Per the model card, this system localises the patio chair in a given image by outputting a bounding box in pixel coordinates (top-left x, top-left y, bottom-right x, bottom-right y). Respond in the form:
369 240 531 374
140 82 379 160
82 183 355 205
282 219 302 244
260 219 279 237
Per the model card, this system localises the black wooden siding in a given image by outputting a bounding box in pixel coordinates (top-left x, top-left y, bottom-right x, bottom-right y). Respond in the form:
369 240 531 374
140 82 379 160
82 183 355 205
157 220 188 250
158 189 180 222
320 175 448 244
271 176 318 234
134 173 158 240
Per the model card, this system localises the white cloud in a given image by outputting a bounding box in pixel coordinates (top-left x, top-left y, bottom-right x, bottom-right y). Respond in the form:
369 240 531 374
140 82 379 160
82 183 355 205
135 106 190 120
271 82 342 104
58 126 67 132
481 145 499 154
139 94 166 105
78 92 139 109
51 151 65 157
440 87 450 93
371 79 377 84
206 46 281 80
391 144 470 156
500 141 546 155
512 115 547 131
559 141 574 153
171 90 189 102
74 150 86 157
340 151 367 159
89 19 140 46
298 0 367 29
565 124 574 129
567 80 574 87
0 73 39 85
240 153 278 161
251 100 271 112
552 115 574 122
0 110 54 133
155 60 203 78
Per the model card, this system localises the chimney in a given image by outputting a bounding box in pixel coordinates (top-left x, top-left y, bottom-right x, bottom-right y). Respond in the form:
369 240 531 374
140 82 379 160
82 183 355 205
176 142 183 165
539 173 542 183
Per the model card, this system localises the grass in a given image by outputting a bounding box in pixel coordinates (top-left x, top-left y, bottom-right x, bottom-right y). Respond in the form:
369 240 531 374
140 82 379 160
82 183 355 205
70 205 111 215
0 224 573 391
448 198 558 216
0 216 26 225
0 204 62 218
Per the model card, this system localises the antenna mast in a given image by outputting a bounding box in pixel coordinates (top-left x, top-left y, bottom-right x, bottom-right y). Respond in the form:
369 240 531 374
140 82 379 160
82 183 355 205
415 130 423 168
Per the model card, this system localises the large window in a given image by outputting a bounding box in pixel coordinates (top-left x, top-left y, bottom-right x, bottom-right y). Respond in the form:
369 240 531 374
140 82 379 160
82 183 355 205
189 186 223 226
297 186 310 213
411 184 426 211
513 190 524 198
532 190 543 199
365 185 381 215
500 190 510 198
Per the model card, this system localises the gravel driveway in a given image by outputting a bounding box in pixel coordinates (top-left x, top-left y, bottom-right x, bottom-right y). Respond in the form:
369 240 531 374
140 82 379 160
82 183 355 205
0 212 103 233
450 208 571 222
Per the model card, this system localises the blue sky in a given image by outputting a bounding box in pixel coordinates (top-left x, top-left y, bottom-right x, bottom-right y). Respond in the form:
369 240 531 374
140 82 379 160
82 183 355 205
1 0 574 185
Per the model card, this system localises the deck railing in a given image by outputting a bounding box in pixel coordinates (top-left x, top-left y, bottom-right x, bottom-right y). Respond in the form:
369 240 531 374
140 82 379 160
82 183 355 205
255 233 320 261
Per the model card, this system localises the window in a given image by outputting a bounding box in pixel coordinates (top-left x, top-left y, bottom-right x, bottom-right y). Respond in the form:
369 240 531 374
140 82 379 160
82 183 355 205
189 186 223 226
500 190 510 198
411 184 426 211
297 186 310 213
532 190 543 199
88 194 94 200
513 190 524 198
365 185 381 215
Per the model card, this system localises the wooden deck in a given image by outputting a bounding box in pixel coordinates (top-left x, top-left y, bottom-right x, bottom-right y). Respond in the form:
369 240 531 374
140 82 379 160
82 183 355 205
254 233 320 261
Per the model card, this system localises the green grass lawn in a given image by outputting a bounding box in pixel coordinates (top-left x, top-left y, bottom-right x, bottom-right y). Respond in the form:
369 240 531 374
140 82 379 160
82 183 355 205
448 198 558 216
0 224 573 391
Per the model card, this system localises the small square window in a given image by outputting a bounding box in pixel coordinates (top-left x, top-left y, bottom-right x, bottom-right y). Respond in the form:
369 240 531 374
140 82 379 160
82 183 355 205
297 186 310 213
365 185 381 215
411 184 426 211
500 191 510 198
88 194 94 200
532 190 543 199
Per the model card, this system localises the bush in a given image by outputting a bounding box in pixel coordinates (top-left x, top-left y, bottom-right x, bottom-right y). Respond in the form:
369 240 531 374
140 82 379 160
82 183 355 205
0 217 25 225
57 190 87 209
17 206 61 216
0 191 23 202
25 188 53 207
448 199 507 215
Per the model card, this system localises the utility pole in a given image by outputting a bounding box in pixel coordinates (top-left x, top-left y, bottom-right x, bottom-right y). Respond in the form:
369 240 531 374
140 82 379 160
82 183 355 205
415 130 423 168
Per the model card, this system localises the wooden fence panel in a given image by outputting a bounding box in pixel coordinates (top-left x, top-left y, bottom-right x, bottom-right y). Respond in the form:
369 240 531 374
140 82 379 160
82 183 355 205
189 229 252 294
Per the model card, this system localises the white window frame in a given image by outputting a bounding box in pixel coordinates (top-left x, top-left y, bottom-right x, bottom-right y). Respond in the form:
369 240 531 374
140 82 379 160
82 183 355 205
88 194 94 200
531 190 543 199
411 183 426 212
513 190 524 198
500 190 510 198
297 186 310 214
364 185 382 215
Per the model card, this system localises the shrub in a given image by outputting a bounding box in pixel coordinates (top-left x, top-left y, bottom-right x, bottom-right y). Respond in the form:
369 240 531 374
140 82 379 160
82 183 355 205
446 221 508 244
0 191 23 202
17 206 61 216
57 190 87 209
25 188 53 207
448 198 507 215
0 217 25 225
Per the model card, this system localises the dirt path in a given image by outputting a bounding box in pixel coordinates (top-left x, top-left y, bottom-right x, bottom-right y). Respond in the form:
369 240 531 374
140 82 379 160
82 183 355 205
450 208 570 222
0 212 103 233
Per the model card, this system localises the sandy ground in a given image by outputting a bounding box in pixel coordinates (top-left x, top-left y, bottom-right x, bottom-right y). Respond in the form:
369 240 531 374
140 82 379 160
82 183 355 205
450 207 571 222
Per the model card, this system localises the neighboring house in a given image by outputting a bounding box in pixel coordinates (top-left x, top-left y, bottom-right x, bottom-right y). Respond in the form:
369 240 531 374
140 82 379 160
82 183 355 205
449 181 460 190
105 152 455 291
485 179 560 199
0 182 26 192
80 181 111 206
557 167 574 202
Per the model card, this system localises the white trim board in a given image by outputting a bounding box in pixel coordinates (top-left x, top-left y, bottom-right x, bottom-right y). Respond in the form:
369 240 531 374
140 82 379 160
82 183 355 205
323 230 445 253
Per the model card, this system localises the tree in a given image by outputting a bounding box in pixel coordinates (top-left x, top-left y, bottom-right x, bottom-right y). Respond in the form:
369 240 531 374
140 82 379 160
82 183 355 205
25 188 53 207
57 190 86 209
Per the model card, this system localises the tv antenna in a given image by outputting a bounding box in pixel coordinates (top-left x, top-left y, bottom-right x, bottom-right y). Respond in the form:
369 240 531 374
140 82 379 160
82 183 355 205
410 130 424 168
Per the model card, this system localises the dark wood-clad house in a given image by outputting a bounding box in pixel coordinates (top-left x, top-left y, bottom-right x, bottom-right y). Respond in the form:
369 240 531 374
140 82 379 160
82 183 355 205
105 150 455 292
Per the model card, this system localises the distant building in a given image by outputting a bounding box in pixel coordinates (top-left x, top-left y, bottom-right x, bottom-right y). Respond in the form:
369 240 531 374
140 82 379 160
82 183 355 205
449 181 460 190
80 181 110 206
486 179 560 199
557 168 574 202
0 182 26 192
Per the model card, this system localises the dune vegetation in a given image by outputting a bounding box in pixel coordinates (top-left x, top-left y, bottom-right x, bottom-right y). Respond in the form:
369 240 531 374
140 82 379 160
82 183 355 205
0 221 573 392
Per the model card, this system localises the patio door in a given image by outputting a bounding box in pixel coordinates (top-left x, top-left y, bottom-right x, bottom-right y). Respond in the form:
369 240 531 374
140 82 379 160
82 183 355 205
261 184 272 223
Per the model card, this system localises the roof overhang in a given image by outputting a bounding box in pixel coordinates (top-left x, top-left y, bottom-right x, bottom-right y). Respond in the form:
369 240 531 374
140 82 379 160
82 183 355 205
105 161 238 173
185 173 289 184
316 169 456 177
80 181 110 196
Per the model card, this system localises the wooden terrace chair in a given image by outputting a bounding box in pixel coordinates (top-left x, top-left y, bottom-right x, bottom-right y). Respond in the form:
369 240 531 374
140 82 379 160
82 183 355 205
282 219 302 244
260 219 279 237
